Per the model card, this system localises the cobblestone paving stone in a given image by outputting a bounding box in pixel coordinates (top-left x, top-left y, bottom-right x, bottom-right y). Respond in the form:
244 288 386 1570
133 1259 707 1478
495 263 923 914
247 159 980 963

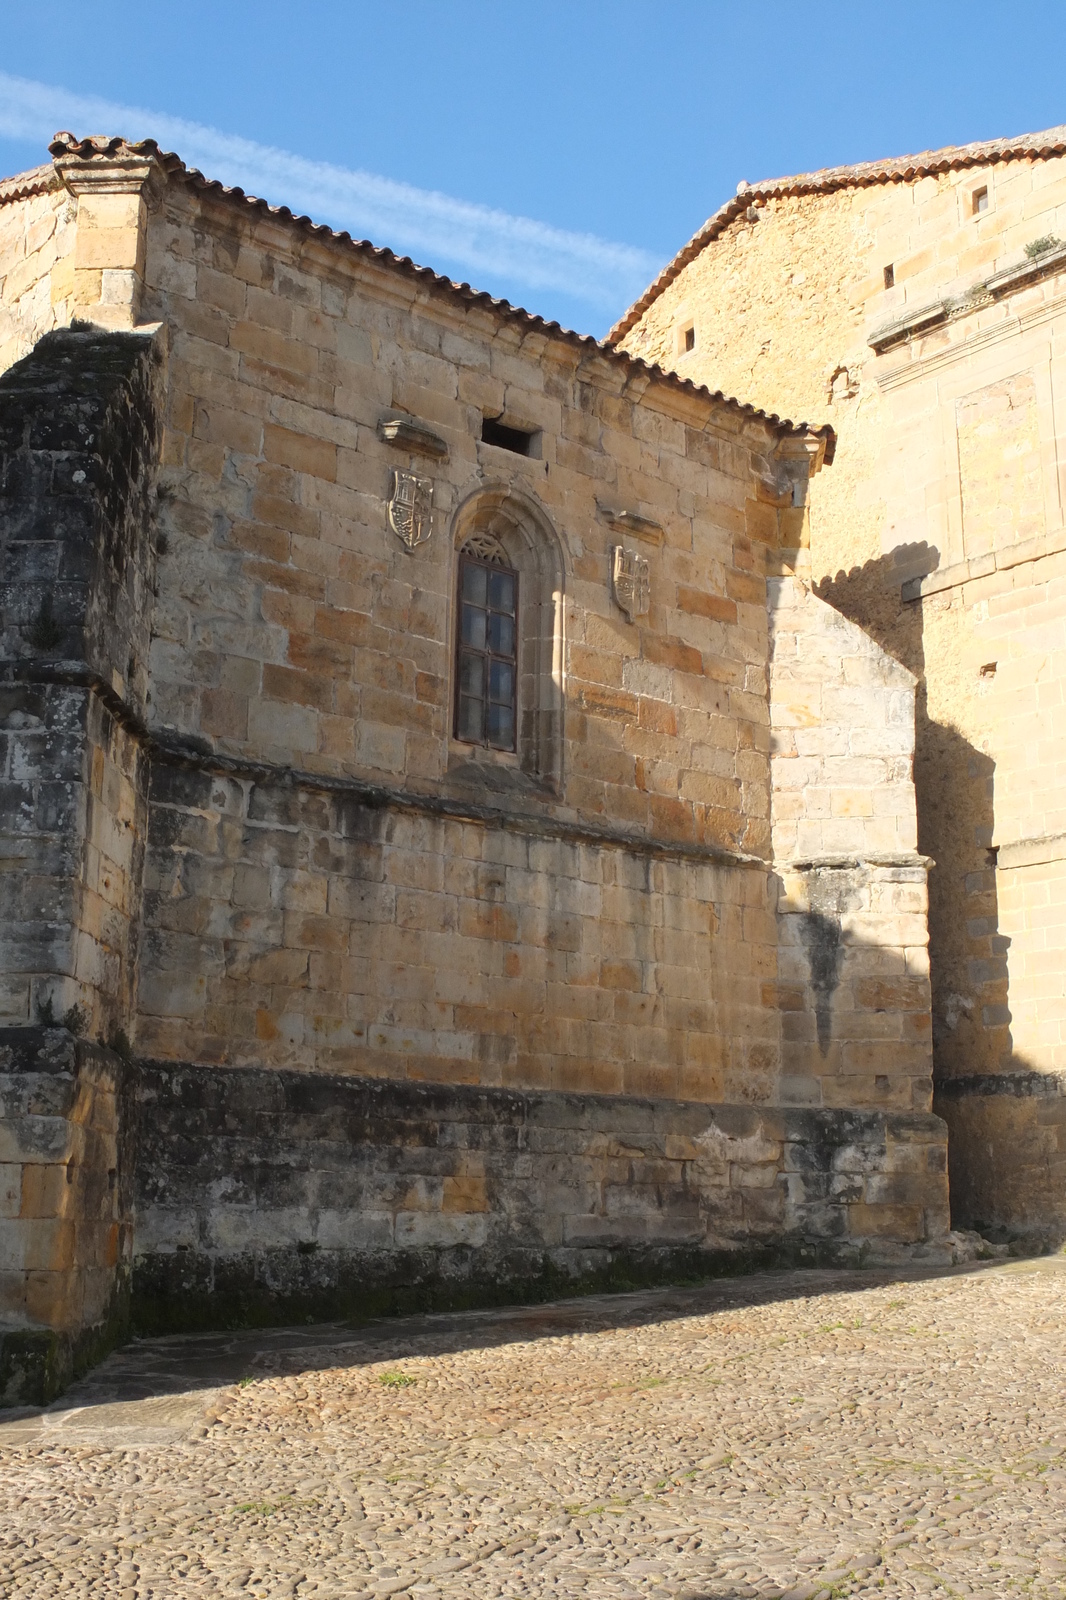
1 1259 1065 1600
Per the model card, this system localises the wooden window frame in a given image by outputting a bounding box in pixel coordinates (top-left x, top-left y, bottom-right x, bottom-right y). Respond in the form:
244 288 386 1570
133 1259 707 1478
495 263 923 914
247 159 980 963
453 550 520 752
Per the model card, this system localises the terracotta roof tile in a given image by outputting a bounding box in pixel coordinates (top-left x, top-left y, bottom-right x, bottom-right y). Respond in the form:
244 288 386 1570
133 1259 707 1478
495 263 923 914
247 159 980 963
0 163 60 206
607 122 1066 343
42 132 831 452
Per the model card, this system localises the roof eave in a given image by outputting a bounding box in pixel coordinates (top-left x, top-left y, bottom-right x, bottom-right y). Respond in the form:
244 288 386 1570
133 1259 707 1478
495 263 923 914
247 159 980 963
0 163 62 207
46 131 828 447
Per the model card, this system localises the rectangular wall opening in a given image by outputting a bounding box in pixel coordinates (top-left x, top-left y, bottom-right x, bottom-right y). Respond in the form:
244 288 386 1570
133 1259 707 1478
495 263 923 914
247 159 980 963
481 416 537 455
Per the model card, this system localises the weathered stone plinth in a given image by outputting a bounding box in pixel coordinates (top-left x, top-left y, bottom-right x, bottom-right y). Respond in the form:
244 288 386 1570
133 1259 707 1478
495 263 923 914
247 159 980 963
130 1066 950 1335
0 1030 133 1405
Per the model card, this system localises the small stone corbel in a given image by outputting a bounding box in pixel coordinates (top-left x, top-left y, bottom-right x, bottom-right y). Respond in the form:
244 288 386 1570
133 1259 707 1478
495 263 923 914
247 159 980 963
377 415 448 461
598 505 664 546
753 428 833 507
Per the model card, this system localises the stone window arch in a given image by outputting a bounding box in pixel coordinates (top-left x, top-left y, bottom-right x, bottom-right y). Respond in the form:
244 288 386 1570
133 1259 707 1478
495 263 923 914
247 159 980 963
451 486 566 792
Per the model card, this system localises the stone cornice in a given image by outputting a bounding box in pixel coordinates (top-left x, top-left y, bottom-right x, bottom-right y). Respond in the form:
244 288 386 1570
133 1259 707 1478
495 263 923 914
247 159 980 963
54 148 166 199
870 243 1066 355
936 1071 1066 1099
777 853 931 874
597 506 664 545
994 832 1066 870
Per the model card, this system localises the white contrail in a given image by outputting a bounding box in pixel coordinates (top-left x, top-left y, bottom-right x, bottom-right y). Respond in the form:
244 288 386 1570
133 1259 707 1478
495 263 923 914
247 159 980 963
0 71 659 314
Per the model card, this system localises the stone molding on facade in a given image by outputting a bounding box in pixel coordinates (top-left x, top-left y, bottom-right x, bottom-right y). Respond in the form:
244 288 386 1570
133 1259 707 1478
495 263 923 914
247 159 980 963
376 414 449 460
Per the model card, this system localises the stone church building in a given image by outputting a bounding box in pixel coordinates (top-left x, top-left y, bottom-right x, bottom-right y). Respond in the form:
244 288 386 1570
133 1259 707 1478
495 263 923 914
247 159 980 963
0 120 1045 1399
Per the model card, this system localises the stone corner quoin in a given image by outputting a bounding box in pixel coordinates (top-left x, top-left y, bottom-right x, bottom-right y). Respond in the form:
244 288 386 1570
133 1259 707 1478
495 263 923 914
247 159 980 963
0 134 947 1402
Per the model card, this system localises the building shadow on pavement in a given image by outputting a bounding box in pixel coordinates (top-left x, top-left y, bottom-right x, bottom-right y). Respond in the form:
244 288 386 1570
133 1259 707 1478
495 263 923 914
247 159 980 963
0 1258 1013 1434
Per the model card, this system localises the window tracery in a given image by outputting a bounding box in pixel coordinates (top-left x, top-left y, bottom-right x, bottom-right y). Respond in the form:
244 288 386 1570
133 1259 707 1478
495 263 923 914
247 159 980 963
460 530 509 565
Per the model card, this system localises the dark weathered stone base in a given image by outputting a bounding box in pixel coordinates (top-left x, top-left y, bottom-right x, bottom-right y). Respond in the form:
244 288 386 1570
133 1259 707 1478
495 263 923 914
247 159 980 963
936 1073 1066 1242
0 1291 130 1408
0 1043 951 1391
0 1029 135 1406
133 1238 865 1338
131 1064 950 1335
0 1327 70 1408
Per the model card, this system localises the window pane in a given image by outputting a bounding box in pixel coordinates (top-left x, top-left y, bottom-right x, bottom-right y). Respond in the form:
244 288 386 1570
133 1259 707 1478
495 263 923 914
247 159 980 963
487 702 514 749
488 659 514 705
458 695 483 742
488 569 515 613
462 563 488 604
455 552 519 750
487 612 515 657
459 650 485 697
461 603 486 649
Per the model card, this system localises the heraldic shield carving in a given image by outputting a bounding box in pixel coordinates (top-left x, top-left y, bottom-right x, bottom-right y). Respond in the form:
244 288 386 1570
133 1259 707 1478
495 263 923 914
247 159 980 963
387 469 434 550
611 544 650 623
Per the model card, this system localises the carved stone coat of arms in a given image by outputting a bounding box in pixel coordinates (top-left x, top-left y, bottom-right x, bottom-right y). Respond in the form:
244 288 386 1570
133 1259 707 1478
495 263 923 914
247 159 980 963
611 544 650 623
387 469 433 550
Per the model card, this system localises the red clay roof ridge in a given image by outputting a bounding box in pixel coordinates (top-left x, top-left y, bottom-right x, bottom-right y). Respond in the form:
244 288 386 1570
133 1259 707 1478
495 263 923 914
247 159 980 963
608 120 1066 343
740 121 1066 198
42 131 832 451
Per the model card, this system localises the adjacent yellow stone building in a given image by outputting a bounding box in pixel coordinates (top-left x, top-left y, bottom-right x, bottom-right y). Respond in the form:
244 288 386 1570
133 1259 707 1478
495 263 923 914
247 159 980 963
614 123 1066 1238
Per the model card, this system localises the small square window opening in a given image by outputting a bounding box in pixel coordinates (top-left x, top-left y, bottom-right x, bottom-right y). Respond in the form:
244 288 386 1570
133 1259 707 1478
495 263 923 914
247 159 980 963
481 416 535 456
973 187 989 215
683 325 696 352
883 264 895 289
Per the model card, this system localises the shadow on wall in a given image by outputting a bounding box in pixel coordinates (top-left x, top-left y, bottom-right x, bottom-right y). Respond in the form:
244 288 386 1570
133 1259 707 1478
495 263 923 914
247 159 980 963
813 546 1033 1232
798 908 846 1057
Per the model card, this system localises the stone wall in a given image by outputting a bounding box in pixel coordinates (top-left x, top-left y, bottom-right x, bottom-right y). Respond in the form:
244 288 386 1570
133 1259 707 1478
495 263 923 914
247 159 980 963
924 540 1066 1235
118 149 811 1107
0 326 160 1395
0 327 161 1039
769 577 919 865
0 174 73 377
0 1030 132 1405
137 171 782 857
139 766 777 1100
768 577 933 1116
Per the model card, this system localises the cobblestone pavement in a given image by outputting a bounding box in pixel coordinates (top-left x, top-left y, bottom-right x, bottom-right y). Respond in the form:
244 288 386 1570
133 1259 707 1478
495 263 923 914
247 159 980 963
2 1258 1065 1599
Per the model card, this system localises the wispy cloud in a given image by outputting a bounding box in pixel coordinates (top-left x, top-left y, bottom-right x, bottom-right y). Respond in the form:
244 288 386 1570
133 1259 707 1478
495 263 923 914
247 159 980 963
0 71 659 314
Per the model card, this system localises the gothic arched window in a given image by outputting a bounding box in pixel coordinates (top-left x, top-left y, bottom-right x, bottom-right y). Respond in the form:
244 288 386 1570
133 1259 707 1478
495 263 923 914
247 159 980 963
455 532 518 751
450 489 566 792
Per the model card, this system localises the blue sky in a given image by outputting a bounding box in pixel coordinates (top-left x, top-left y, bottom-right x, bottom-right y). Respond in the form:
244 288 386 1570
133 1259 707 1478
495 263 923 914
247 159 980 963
3 2 1066 337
